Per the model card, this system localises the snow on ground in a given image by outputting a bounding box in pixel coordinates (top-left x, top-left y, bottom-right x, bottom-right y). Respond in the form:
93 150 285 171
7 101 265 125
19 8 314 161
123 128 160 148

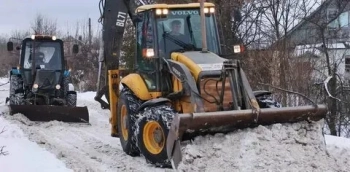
1 76 350 172
178 120 350 172
0 78 169 172
0 106 72 172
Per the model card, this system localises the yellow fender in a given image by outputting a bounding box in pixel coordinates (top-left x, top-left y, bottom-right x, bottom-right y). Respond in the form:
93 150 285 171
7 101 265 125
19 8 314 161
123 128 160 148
110 72 161 137
120 73 153 101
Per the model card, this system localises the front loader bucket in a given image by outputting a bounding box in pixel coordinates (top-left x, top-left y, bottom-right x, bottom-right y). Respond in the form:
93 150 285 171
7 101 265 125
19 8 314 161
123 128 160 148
8 105 89 123
167 104 328 169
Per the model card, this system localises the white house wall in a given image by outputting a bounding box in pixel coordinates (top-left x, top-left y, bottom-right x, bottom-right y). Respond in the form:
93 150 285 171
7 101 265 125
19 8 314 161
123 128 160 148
294 43 350 85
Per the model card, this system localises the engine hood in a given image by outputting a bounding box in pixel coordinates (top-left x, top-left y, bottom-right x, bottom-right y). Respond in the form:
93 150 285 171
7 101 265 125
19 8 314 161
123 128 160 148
171 51 226 80
34 70 61 90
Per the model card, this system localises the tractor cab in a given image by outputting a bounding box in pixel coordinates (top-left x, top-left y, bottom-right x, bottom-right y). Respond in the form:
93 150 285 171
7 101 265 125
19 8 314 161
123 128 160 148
7 35 79 88
20 36 64 71
133 3 221 92
135 3 220 60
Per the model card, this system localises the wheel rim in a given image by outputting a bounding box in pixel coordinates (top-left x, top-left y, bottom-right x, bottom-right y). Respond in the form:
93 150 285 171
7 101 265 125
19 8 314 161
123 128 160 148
143 121 165 155
121 105 128 140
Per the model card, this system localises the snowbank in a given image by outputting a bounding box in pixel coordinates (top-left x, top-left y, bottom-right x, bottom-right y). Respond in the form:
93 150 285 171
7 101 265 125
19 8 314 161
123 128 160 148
0 77 72 172
0 112 72 172
325 134 350 149
178 120 350 172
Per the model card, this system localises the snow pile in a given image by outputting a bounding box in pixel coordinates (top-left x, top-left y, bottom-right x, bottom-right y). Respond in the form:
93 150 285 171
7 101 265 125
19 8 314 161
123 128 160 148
178 120 350 172
0 115 72 172
1 108 167 172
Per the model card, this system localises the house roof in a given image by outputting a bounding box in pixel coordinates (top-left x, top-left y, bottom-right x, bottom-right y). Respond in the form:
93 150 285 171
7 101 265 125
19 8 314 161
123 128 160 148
284 0 333 39
270 0 333 48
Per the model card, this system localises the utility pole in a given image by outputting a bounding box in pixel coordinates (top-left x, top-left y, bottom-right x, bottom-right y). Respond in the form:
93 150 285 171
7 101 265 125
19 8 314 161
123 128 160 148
89 18 92 47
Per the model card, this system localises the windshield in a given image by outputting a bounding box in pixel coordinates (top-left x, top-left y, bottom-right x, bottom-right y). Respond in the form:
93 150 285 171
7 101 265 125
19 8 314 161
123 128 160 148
157 8 220 57
22 41 63 70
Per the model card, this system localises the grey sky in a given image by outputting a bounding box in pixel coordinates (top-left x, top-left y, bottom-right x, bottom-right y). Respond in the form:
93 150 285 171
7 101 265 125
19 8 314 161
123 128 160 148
0 0 101 37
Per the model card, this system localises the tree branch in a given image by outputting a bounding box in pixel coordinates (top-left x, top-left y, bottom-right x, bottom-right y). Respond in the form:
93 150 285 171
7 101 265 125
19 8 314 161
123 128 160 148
258 82 317 107
0 127 8 156
0 146 8 156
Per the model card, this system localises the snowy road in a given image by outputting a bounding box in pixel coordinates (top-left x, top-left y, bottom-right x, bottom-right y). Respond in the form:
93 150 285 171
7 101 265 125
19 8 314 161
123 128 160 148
0 78 170 172
1 77 350 172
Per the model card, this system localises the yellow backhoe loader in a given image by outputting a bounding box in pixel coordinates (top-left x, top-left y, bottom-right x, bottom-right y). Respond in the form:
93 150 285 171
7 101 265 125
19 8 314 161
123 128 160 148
95 0 328 169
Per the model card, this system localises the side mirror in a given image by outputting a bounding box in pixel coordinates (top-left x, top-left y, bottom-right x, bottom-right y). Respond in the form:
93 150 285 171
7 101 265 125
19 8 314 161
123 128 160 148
73 44 79 54
7 42 13 51
232 9 242 22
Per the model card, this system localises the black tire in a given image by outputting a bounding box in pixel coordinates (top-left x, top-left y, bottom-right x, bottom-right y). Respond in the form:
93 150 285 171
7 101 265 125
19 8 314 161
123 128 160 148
67 91 77 107
135 104 175 168
63 75 71 98
256 95 282 108
9 74 24 105
117 88 142 156
63 75 77 107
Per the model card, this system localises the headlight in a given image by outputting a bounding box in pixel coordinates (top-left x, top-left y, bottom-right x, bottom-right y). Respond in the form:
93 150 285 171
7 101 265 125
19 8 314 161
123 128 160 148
209 7 215 13
143 48 155 58
55 84 61 89
33 84 39 89
155 8 168 15
156 9 162 15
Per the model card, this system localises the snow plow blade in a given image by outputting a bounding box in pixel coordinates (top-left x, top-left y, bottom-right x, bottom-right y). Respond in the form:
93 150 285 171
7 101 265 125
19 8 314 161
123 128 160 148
8 105 89 123
167 104 328 169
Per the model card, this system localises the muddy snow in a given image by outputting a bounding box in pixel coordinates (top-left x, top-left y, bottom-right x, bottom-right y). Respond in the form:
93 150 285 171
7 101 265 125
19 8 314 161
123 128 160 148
1 77 350 171
1 100 169 172
178 119 350 172
0 84 169 171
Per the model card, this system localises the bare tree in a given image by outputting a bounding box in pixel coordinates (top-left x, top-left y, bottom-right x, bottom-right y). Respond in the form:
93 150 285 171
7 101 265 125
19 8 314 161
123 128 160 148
64 18 100 91
30 13 60 36
0 29 32 76
290 0 350 136
255 0 322 105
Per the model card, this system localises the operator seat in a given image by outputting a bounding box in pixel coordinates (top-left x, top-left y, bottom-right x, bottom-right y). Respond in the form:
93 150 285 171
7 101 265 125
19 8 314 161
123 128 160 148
28 52 46 68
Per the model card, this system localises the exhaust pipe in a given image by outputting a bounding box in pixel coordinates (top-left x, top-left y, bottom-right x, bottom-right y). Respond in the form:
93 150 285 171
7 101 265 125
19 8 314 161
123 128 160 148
200 0 208 52
167 104 327 169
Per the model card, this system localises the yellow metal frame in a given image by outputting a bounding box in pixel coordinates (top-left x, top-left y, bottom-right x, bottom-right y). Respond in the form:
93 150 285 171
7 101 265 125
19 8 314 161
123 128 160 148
136 2 215 13
171 52 202 81
108 71 163 136
108 69 120 136
170 53 202 113
121 73 162 100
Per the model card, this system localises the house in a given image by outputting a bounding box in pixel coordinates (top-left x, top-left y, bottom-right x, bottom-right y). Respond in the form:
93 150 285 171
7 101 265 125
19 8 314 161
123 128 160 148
276 0 350 84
